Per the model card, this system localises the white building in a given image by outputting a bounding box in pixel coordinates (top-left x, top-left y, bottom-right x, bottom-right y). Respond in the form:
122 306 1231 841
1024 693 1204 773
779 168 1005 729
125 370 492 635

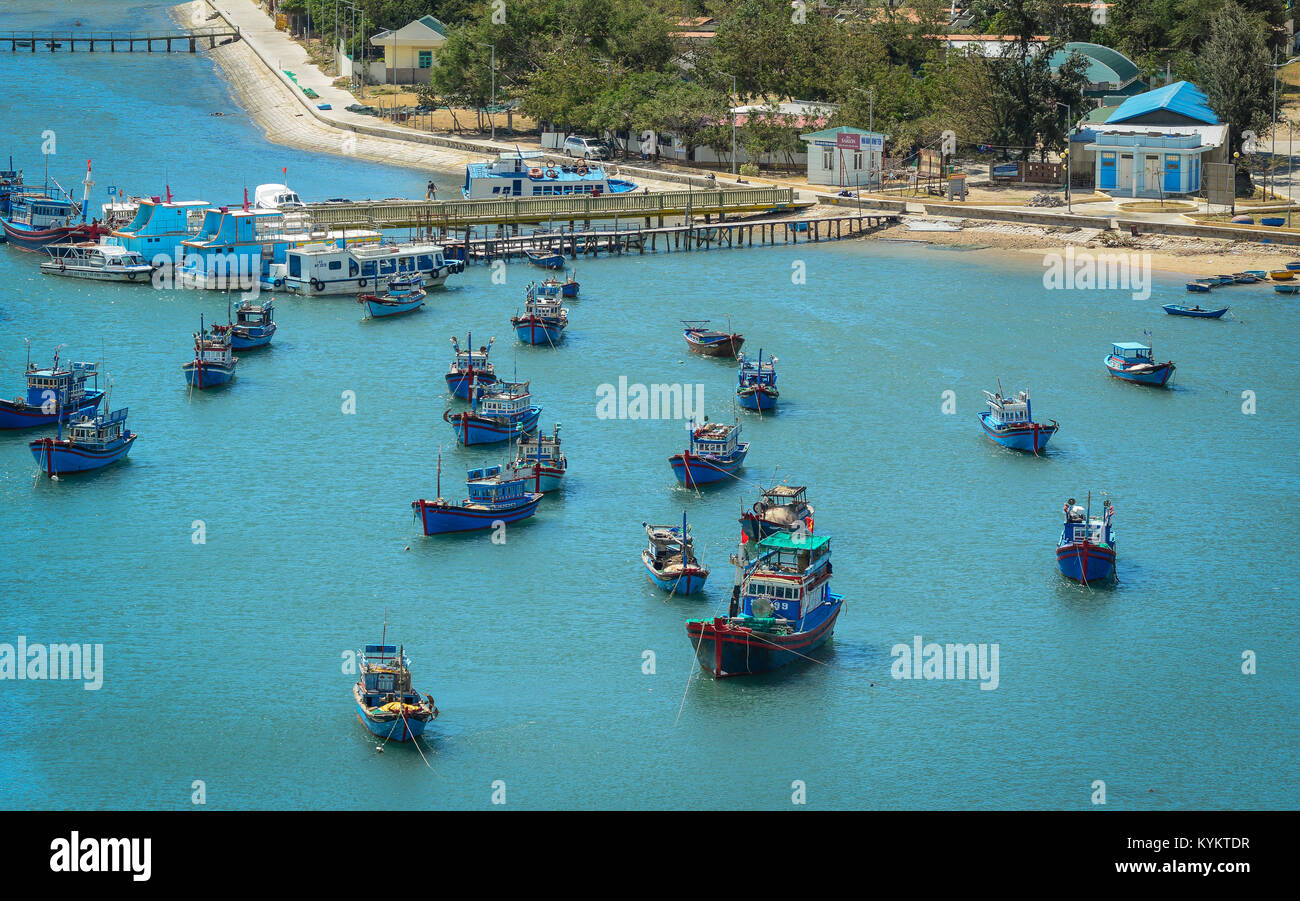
800 127 888 187
368 15 449 85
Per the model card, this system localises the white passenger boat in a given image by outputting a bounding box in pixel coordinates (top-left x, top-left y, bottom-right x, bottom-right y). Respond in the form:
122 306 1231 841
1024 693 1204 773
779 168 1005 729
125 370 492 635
40 242 154 282
273 240 465 295
462 151 637 199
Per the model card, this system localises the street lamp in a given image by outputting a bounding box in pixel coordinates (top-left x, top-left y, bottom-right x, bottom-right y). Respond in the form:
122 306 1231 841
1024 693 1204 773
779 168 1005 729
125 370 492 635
476 42 496 141
719 71 738 175
1267 51 1300 202
851 86 874 132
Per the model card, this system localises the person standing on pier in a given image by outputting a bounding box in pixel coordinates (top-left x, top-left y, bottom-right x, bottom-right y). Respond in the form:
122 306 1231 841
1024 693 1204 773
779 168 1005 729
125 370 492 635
426 180 438 201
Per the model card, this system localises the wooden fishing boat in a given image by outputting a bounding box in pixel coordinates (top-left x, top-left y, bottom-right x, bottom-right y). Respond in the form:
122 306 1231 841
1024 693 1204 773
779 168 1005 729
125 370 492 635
1244 270 1268 279
229 299 277 348
182 314 238 388
30 406 137 476
536 270 579 299
511 283 568 345
1275 283 1300 295
1210 275 1235 285
736 349 779 411
525 249 565 269
1104 342 1174 387
352 633 437 742
641 513 709 595
1185 281 1212 293
978 387 1059 453
445 332 499 400
1162 304 1228 319
358 274 426 318
1056 494 1116 584
1231 272 1258 284
669 419 748 486
682 319 744 358
0 345 103 429
1285 261 1300 271
411 456 542 534
686 531 843 677
443 380 540 445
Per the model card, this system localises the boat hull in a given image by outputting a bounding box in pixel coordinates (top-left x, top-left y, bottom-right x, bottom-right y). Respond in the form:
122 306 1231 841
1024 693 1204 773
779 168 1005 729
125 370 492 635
669 447 748 486
510 462 565 493
445 370 500 400
685 334 744 358
413 495 542 534
362 296 424 318
1163 304 1227 319
642 555 708 595
686 599 843 677
353 697 431 742
1105 358 1174 386
0 392 103 429
446 407 540 445
512 318 566 345
29 433 136 475
230 329 275 349
1056 542 1116 583
737 387 778 410
39 263 153 282
977 412 1058 452
1 220 104 251
182 360 238 388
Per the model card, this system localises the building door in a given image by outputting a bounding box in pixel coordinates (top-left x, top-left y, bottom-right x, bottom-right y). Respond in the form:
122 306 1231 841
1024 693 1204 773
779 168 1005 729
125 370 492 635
1145 155 1162 196
1119 154 1133 192
1164 154 1181 193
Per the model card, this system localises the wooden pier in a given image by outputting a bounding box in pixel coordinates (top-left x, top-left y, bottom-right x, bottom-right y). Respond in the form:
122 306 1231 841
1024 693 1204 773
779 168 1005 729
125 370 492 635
304 186 806 231
439 213 899 263
2 27 240 53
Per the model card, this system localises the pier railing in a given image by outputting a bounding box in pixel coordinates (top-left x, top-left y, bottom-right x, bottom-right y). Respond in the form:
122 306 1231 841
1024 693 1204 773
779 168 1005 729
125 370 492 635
2 27 240 52
301 187 799 229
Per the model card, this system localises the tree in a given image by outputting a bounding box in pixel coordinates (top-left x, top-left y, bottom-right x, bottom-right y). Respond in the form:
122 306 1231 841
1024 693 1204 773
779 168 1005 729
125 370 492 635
1198 1 1272 158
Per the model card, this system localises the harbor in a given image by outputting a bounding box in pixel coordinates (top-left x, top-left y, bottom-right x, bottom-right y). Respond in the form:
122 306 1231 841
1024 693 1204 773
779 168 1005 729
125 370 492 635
0 0 1296 829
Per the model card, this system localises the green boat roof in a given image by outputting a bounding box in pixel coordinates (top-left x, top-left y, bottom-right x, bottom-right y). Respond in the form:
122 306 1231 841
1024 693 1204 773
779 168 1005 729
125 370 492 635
760 533 830 550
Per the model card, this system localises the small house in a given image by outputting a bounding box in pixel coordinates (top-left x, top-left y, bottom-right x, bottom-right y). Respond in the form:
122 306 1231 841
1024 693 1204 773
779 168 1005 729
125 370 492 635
368 15 449 85
799 126 889 188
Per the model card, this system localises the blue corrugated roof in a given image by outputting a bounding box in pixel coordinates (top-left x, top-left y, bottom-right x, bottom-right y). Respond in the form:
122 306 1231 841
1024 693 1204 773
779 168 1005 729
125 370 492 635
1106 81 1218 125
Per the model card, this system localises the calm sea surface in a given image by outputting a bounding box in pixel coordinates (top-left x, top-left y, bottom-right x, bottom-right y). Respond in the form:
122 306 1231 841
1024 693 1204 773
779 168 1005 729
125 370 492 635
0 1 1296 810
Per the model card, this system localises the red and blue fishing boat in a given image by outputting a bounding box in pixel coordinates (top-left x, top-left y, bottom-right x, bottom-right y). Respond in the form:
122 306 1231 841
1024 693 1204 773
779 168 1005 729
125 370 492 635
670 419 748 487
536 270 579 299
411 456 543 534
1162 303 1228 319
30 405 137 476
977 386 1058 453
0 344 103 429
0 162 106 251
686 531 843 677
642 513 709 595
182 314 238 388
1105 341 1175 387
1056 494 1116 584
445 332 499 400
682 319 744 358
507 422 566 492
740 484 814 545
511 283 568 345
736 349 778 411
353 633 438 743
358 274 426 319
443 379 540 445
228 299 277 348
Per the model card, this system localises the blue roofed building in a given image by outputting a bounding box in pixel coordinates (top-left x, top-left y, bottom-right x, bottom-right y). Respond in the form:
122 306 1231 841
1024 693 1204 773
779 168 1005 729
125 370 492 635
1071 82 1228 198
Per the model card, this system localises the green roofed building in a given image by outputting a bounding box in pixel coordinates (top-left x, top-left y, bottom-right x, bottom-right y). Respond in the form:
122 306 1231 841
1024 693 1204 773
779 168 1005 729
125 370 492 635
369 15 449 85
1048 42 1146 98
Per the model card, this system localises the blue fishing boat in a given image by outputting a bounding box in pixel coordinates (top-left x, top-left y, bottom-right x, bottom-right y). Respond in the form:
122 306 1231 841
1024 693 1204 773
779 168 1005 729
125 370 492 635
1244 270 1267 279
29 406 137 476
670 419 748 486
977 386 1058 453
1 163 107 250
642 513 709 595
1056 494 1116 583
526 249 565 270
443 380 540 445
1185 281 1212 293
1232 272 1259 284
0 345 103 429
1275 284 1300 295
0 159 23 217
685 531 843 677
445 332 499 400
182 314 238 388
1162 303 1228 319
358 274 426 318
353 634 438 742
736 350 779 411
740 484 814 545
228 299 277 348
537 270 579 299
411 455 542 534
511 284 568 345
1285 261 1300 271
1210 275 1235 285
1105 341 1175 387
508 423 566 492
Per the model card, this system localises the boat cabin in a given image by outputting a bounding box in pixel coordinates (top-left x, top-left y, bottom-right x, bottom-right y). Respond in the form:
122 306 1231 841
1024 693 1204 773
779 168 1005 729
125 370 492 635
466 465 528 506
45 243 150 270
737 352 778 387
474 381 532 417
66 408 128 447
523 285 566 319
283 241 448 289
515 426 562 465
194 326 234 363
358 644 414 698
24 361 97 407
109 198 208 259
234 301 273 327
983 389 1033 424
1110 342 1153 363
9 193 79 228
688 420 740 455
741 533 833 621
644 522 695 567
462 151 635 199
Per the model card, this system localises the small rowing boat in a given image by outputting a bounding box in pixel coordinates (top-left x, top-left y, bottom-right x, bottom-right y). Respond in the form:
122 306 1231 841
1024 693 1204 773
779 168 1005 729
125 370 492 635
358 274 426 318
1162 304 1227 319
525 250 565 269
682 319 744 358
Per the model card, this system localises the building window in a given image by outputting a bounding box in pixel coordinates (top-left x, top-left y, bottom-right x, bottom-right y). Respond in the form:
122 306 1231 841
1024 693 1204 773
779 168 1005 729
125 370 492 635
418 51 433 69
853 151 863 170
822 148 833 170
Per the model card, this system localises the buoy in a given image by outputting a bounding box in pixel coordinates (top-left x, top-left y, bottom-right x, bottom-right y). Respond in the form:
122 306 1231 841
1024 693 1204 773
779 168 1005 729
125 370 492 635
404 545 410 551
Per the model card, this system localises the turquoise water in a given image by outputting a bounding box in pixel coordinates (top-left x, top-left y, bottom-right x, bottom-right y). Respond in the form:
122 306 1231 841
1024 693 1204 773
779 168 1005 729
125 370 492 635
2 2 1297 811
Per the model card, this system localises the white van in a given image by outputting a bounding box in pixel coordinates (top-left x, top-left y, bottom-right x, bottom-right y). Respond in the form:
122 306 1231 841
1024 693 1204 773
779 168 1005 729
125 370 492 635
563 136 610 160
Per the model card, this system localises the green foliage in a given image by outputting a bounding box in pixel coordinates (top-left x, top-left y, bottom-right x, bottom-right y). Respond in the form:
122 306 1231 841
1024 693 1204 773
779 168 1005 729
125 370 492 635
1198 1 1273 155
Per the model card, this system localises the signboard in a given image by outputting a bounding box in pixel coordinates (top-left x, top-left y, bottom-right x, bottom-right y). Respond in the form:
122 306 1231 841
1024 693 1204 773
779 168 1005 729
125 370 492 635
992 163 1020 179
1203 161 1234 208
837 133 860 150
814 134 884 151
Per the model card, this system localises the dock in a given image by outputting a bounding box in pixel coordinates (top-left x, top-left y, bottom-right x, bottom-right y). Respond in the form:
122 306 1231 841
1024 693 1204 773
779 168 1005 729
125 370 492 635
2 27 240 53
303 186 809 231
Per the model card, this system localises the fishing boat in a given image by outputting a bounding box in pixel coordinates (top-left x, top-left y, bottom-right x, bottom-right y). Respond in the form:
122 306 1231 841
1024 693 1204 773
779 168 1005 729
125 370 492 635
0 346 103 429
461 150 636 199
736 350 779 411
443 380 541 445
536 270 579 299
1 163 107 250
740 484 815 545
182 314 238 388
682 320 744 358
1244 270 1268 279
277 239 458 295
508 423 566 492
1269 269 1294 281
977 387 1059 453
0 159 23 217
670 419 748 487
511 284 568 345
1056 494 1116 583
1232 272 1259 284
641 513 709 595
352 637 438 742
1285 262 1300 271
40 242 153 281
358 274 426 318
1276 284 1300 295
1105 342 1175 387
525 249 565 270
411 456 542 534
1162 304 1228 319
445 332 500 400
685 531 843 677
30 406 137 476
1212 275 1235 285
228 299 277 348
1184 281 1212 293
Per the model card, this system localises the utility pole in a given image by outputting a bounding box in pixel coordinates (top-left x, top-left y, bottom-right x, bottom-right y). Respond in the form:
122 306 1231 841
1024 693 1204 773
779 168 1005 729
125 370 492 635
477 43 496 141
719 72 738 174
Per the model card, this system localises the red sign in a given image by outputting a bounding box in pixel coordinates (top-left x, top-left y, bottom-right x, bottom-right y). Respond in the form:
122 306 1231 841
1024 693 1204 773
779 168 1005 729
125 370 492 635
836 133 861 150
